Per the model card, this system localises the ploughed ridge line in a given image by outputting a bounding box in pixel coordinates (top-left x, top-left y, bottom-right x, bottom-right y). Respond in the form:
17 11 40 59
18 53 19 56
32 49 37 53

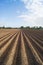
0 29 43 65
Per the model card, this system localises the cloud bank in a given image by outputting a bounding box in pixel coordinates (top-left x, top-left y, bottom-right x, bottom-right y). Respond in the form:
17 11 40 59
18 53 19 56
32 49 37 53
18 0 43 26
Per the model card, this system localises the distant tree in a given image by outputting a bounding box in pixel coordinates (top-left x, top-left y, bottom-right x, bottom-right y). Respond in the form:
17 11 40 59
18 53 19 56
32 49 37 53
6 27 12 29
20 26 24 29
31 26 36 29
2 26 5 29
26 26 30 29
38 26 42 29
31 26 43 29
0 27 1 29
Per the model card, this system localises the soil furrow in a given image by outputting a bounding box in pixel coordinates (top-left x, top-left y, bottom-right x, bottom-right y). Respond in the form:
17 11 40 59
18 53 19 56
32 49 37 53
23 33 43 65
0 29 43 65
0 32 18 65
2 32 20 65
15 32 21 65
21 32 29 65
24 31 43 61
0 33 11 42
22 32 40 65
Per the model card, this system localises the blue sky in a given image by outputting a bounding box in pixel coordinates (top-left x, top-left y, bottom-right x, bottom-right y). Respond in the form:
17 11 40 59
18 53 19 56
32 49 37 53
0 0 43 27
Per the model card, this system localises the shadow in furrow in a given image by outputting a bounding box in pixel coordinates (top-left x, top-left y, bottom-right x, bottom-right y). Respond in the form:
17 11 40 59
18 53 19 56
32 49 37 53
26 30 43 47
0 33 10 39
32 36 43 46
24 32 43 61
0 34 10 42
12 33 21 65
23 33 40 65
0 34 15 49
28 37 43 61
0 33 18 65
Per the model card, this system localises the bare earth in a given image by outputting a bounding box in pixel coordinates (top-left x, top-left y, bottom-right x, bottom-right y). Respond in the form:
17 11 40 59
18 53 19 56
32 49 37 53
0 29 43 65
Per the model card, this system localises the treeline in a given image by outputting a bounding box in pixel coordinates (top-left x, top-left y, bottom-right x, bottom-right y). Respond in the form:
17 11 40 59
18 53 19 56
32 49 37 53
0 26 43 29
0 26 12 29
0 25 18 29
20 26 43 29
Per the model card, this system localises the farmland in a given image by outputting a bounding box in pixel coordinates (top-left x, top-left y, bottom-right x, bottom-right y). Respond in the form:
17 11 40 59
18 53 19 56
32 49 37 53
0 29 43 65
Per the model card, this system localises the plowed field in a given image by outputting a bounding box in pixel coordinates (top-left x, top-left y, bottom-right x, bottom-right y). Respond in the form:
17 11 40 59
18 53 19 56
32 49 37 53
0 29 43 65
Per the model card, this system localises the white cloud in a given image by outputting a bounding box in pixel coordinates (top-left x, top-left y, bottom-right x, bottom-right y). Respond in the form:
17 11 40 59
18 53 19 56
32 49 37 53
18 0 43 26
18 14 36 24
21 0 43 17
